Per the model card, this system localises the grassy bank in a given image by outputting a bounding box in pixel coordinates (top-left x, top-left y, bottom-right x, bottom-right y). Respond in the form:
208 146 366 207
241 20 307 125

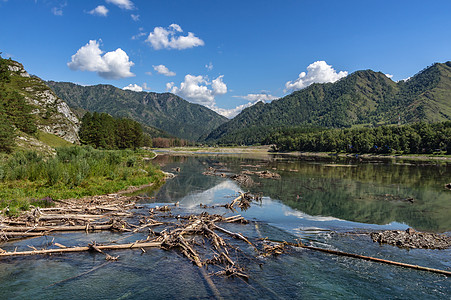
0 146 165 216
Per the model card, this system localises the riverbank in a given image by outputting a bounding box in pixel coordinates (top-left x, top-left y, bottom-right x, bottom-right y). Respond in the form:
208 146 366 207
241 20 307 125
153 146 451 163
0 147 165 216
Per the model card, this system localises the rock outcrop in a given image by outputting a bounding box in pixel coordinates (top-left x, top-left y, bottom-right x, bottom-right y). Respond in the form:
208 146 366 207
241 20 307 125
5 60 80 144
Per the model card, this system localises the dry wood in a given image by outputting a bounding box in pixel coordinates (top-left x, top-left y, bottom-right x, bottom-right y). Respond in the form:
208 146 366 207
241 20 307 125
211 223 256 250
266 239 451 277
1 224 114 232
0 241 162 257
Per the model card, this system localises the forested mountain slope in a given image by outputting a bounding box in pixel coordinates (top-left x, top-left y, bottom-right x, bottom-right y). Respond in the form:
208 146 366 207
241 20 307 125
0 55 79 152
205 62 451 144
47 82 228 141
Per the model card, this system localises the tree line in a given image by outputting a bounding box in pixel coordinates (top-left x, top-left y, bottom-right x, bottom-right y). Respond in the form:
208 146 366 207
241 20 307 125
79 112 192 149
268 122 451 154
79 112 146 149
0 54 37 152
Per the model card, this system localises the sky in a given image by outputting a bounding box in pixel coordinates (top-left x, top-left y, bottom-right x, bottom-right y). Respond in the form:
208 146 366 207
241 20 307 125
1 0 451 118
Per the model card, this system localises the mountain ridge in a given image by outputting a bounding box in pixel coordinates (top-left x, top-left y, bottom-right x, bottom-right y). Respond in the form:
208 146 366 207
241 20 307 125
204 61 451 144
47 81 228 141
0 56 80 152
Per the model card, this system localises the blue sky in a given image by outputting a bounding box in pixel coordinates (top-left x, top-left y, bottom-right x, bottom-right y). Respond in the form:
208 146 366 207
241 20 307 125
1 0 451 117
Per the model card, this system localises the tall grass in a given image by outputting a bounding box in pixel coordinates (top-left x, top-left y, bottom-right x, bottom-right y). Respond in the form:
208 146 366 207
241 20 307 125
0 146 163 216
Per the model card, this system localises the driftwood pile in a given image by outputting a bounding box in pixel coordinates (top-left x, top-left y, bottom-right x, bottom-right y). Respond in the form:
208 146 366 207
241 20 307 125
371 228 451 250
2 177 451 278
0 193 143 242
203 166 281 187
0 191 277 279
241 170 281 179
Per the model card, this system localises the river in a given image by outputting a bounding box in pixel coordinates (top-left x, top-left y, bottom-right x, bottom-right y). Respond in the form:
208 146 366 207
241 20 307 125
1 154 450 299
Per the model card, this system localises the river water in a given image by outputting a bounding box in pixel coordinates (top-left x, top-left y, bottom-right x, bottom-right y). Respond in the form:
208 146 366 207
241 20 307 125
1 154 450 299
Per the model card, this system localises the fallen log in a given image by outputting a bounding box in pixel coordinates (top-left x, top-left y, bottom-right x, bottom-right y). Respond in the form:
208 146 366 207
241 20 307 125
211 223 257 250
0 224 114 232
0 241 162 258
266 239 451 277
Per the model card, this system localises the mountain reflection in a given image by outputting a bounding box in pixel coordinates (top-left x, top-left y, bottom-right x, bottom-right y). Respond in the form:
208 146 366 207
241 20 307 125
151 155 451 232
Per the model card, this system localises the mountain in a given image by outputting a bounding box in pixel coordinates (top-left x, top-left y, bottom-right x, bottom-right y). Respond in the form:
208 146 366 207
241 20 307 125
204 62 451 144
0 56 79 153
47 82 228 141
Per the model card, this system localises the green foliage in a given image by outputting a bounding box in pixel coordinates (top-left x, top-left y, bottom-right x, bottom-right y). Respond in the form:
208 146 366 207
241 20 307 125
37 131 73 148
205 62 451 145
0 146 165 215
47 81 228 141
269 121 451 154
0 106 15 152
0 55 45 153
79 112 146 149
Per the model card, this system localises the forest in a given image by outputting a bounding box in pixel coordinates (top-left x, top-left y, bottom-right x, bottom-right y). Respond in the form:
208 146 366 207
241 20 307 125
0 55 37 152
267 122 451 154
79 111 191 149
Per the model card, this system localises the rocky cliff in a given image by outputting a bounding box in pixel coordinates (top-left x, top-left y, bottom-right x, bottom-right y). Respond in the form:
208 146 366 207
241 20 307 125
2 58 80 144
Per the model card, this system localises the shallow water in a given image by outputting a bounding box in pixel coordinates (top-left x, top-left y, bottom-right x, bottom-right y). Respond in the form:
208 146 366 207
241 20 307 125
1 154 450 299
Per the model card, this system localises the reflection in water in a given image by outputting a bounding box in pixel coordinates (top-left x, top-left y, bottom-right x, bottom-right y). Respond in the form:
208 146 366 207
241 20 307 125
152 155 451 232
1 154 450 299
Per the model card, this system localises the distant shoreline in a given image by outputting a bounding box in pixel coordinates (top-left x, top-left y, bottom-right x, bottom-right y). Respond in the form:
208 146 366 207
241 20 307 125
152 146 451 162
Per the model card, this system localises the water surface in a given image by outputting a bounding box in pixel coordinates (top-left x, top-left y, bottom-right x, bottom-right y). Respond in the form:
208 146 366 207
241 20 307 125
1 154 450 299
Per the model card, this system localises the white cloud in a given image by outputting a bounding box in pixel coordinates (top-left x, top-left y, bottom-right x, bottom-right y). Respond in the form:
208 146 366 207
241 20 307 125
131 29 147 40
153 64 176 76
166 82 174 90
169 74 227 108
212 93 278 118
123 84 142 92
212 75 227 95
167 74 262 118
234 93 278 102
385 73 393 79
67 40 135 80
106 0 134 10
145 71 152 76
214 101 261 119
284 61 348 92
131 14 139 21
123 83 150 92
89 5 108 16
146 24 204 50
205 62 213 71
399 76 411 82
51 2 67 16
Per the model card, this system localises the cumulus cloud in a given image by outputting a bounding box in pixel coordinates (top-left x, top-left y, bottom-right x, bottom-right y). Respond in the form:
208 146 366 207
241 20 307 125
67 40 135 79
123 83 149 92
153 64 176 76
212 75 227 95
284 61 348 92
146 24 204 50
399 76 411 82
214 101 261 119
123 84 142 92
130 14 139 21
385 73 393 79
168 74 227 108
234 93 278 102
215 93 278 118
89 5 108 16
106 0 134 10
205 62 213 71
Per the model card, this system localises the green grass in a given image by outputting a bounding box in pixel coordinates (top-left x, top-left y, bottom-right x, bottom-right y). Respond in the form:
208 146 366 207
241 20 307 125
36 131 73 148
0 146 165 216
